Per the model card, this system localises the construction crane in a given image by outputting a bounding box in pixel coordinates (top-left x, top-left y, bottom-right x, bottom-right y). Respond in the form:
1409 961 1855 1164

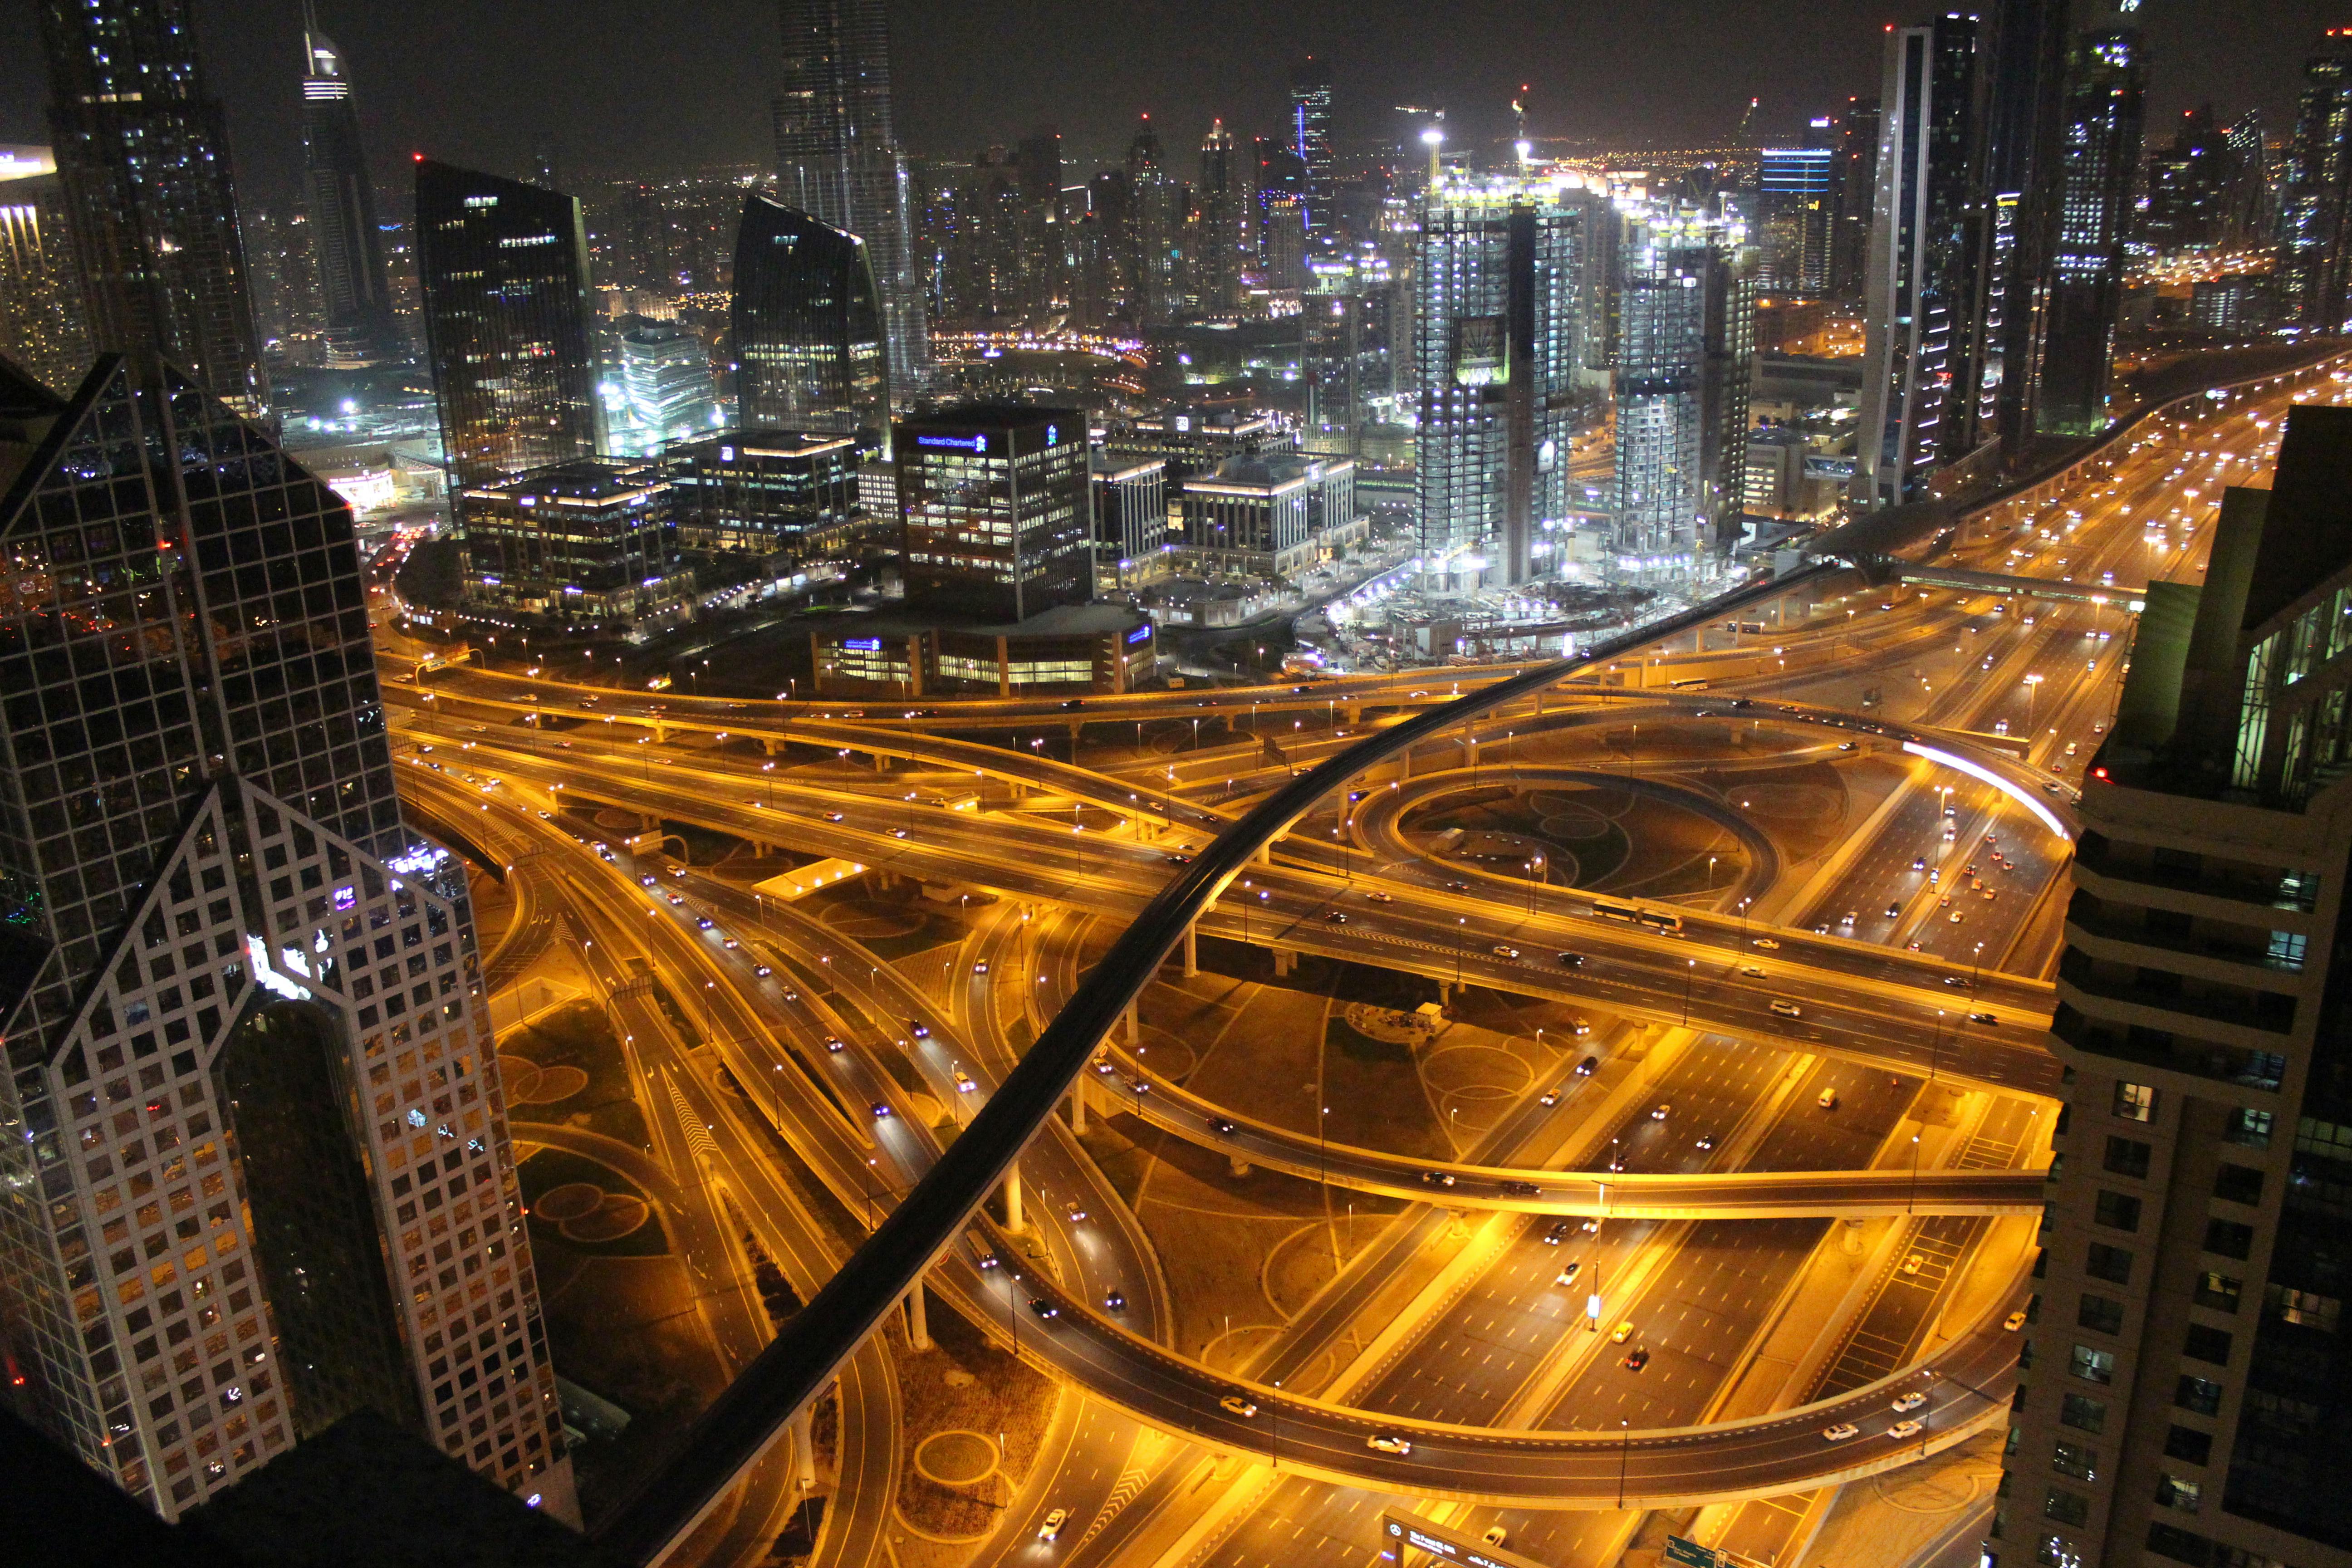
1735 96 1761 146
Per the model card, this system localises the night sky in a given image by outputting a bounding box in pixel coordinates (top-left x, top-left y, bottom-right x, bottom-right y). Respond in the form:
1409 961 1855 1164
0 0 2342 204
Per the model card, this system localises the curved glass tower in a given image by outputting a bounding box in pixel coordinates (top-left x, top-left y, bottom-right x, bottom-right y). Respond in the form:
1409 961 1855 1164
731 193 888 445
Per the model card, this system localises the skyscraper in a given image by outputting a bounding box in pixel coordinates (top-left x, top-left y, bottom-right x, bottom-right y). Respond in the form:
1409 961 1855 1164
1981 0 2074 456
414 160 603 497
2277 32 2352 334
2013 403 2352 1568
1614 206 1754 564
1414 173 1584 588
1127 118 1180 326
1197 120 1254 314
1828 98 1882 300
2035 26 2144 437
299 6 403 366
0 146 91 396
730 194 889 446
771 0 929 402
894 403 1091 622
2142 108 2239 256
1756 145 1834 296
0 347 572 1523
38 0 263 409
1290 57 1337 241
1854 14 1990 509
616 320 716 448
1014 126 1063 318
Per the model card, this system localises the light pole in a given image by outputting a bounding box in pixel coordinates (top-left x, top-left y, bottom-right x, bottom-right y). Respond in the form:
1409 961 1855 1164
1617 1417 1631 1508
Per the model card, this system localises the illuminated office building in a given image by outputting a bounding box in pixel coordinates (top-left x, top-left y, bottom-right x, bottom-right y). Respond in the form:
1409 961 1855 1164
894 402 1090 622
667 429 865 561
1290 57 1336 240
730 195 889 446
458 458 685 627
1414 173 1586 588
772 0 928 400
1197 120 1254 314
299 9 403 365
616 320 716 449
1302 252 1396 458
414 161 602 497
0 348 570 1524
2014 404 2352 1568
2278 32 2352 333
38 0 263 408
2035 26 2145 437
1756 146 1833 296
0 146 90 395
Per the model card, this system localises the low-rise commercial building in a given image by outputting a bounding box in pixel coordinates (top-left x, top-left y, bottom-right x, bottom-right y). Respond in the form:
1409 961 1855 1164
458 457 692 632
1176 453 1367 580
896 402 1092 623
1091 454 1171 589
666 429 867 564
809 603 1155 697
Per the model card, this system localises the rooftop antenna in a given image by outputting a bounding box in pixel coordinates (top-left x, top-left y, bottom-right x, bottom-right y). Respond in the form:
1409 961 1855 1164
1735 96 1761 146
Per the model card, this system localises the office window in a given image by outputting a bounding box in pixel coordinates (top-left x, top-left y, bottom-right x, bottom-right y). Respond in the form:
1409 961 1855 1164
2115 1082 2156 1122
2213 1164 2264 1205
2175 1375 2224 1415
2144 1523 2208 1565
2264 1283 2341 1331
2163 1425 2212 1464
2183 1323 2233 1365
2224 1108 2274 1148
2052 1439 2099 1480
2193 1272 2241 1313
2070 1343 2117 1384
2061 1392 2108 1433
2078 1293 2126 1334
2095 1191 2144 1231
2156 1473 2202 1513
2086 1243 2133 1284
2104 1136 2151 1178
2204 1218 2254 1259
2044 1488 2091 1527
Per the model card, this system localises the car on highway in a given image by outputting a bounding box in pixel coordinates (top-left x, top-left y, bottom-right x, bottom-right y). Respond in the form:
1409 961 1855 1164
976 1250 999 1269
1165 853 1193 865
1901 1253 1925 1275
1885 904 1901 919
1739 964 1767 978
1028 1298 1059 1320
1752 937 1780 950
1324 910 1348 923
1840 910 1857 925
1651 1103 1671 1120
1838 741 1857 752
1695 1132 1717 1151
666 892 686 906
1483 1527 1509 1548
1567 1016 1592 1036
954 1071 977 1094
1445 880 1471 891
1220 1395 1259 1418
1611 1319 1637 1343
1499 1180 1540 1198
1913 857 1928 871
1948 910 1964 923
1581 1216 1600 1233
1557 951 1585 966
1037 1509 1068 1542
907 1019 931 1039
824 1037 845 1053
1892 1391 1928 1412
1063 1202 1088 1223
1968 1011 1997 1025
1944 975 1969 988
1822 1423 1860 1442
1365 1434 1413 1456
722 936 740 949
1490 945 1521 960
1093 1054 1115 1074
1622 1348 1650 1371
754 964 773 978
1770 999 1802 1019
1420 1170 1457 1188
871 1102 892 1119
1366 890 1395 903
1543 1220 1571 1245
974 960 990 975
1556 1260 1582 1284
823 811 845 822
696 917 715 930
1818 1088 1840 1109
1538 1088 1561 1107
639 874 658 887
1102 1289 1125 1312
1211 1117 1236 1135
1888 1419 1923 1440
1576 1056 1600 1076
892 827 908 838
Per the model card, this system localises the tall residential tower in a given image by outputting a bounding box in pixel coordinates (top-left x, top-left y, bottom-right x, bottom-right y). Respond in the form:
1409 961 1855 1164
299 6 404 365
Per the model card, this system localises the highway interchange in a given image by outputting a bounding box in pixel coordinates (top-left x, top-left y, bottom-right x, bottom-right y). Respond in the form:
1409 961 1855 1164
392 352 2350 1568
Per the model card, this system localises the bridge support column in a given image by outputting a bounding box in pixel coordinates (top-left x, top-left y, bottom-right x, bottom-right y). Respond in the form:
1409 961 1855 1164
873 751 887 773
762 737 781 756
1842 1217 1865 1255
1068 1082 1087 1134
1229 1152 1252 1178
1003 1160 1024 1233
1272 949 1295 978
904 1283 931 1351
1123 999 1139 1044
789 1403 816 1490
1183 924 1198 977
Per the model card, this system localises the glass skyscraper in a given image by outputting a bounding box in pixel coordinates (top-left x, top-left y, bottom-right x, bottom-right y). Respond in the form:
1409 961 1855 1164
37 0 263 411
0 146 91 397
1413 174 1585 588
2277 33 2352 333
300 7 404 366
414 161 603 498
0 348 571 1523
2035 27 2145 437
771 0 929 402
1289 57 1337 241
730 194 888 445
1614 206 1754 565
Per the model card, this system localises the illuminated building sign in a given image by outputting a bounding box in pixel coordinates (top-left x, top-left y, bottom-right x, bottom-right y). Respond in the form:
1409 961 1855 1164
843 637 882 652
246 934 314 1002
917 433 989 452
1126 624 1152 646
386 845 451 878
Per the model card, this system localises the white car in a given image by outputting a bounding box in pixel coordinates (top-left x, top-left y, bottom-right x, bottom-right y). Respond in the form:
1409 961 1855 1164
1822 1423 1859 1442
1038 1507 1069 1542
1887 1419 1924 1439
1891 1391 1927 1413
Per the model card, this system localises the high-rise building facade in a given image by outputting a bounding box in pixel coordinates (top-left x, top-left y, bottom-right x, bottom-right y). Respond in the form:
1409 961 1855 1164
730 194 889 446
894 403 1090 622
1014 126 1064 318
1854 14 1990 509
2014 404 2352 1568
1127 118 1181 326
1414 174 1585 588
1981 0 2074 456
2277 33 2352 334
415 161 602 498
616 320 716 450
1197 121 1254 314
2035 26 2144 438
667 430 865 560
1290 57 1337 241
0 348 571 1525
0 146 91 396
299 9 403 366
1828 98 1882 300
2142 108 2241 256
38 0 263 409
459 458 684 625
1757 146 1835 296
772 0 929 401
1302 250 1396 458
1614 206 1754 564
